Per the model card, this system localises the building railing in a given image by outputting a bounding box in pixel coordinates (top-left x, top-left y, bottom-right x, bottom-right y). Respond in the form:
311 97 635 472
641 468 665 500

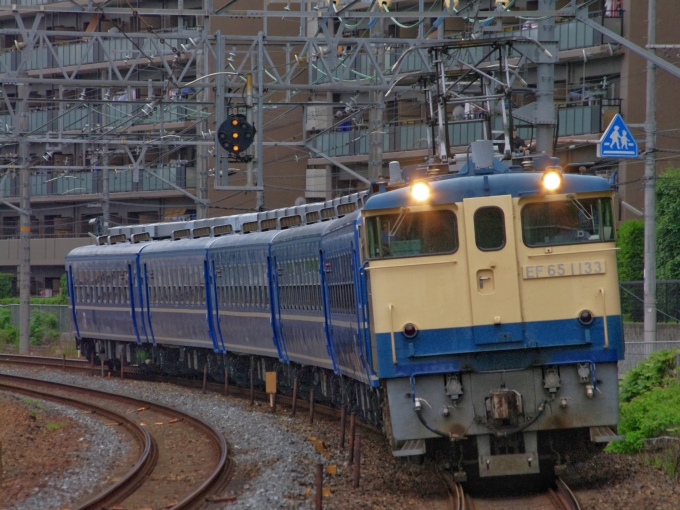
0 166 196 198
0 36 183 73
0 102 205 134
311 100 617 156
310 13 623 83
0 233 92 240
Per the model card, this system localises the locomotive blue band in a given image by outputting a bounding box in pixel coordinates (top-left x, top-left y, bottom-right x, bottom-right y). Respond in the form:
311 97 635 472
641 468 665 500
67 142 624 478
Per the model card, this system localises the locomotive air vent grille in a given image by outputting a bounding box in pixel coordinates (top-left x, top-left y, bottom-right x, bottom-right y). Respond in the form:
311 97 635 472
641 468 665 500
260 218 277 231
108 234 128 245
172 228 191 240
306 211 320 224
192 226 211 238
213 224 233 236
337 203 356 216
131 232 151 243
280 215 302 228
96 235 108 246
242 221 259 233
320 207 335 220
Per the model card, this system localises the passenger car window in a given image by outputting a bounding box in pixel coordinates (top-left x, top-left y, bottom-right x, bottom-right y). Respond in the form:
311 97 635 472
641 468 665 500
366 209 458 260
474 206 506 251
522 197 614 247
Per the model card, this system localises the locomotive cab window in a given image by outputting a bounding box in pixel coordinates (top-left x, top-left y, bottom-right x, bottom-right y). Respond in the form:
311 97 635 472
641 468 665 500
522 197 614 247
474 206 506 251
366 209 458 260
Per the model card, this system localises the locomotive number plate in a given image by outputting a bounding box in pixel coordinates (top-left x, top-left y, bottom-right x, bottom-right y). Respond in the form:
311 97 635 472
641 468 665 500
522 261 605 279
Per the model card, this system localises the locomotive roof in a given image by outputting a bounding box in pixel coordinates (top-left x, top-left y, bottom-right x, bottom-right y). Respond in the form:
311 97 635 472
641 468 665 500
363 172 611 211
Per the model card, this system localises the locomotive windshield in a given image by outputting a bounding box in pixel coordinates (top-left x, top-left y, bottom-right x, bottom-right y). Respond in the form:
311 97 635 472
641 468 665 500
366 209 458 260
521 197 614 247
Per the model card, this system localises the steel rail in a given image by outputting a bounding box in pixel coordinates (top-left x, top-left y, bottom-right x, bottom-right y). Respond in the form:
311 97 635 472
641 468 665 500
0 375 156 510
0 373 231 510
0 353 381 435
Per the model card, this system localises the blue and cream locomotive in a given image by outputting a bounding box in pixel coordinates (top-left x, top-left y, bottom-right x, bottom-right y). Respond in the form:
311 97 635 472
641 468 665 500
66 141 623 478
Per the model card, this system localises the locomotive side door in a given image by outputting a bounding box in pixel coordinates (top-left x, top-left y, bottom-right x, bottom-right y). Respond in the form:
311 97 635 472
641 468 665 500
462 195 524 345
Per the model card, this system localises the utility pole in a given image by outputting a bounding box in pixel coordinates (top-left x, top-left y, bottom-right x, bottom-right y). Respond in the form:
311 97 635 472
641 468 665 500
643 0 657 343
535 0 556 155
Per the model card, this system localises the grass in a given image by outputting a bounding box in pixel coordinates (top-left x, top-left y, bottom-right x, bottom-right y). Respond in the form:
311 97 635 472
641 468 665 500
21 398 45 409
45 422 68 431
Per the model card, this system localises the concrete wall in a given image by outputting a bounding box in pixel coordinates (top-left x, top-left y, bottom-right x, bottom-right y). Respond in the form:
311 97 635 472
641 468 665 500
0 237 92 268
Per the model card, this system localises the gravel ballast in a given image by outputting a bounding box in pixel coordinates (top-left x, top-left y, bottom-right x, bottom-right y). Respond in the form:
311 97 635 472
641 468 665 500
1 365 678 509
0 390 130 510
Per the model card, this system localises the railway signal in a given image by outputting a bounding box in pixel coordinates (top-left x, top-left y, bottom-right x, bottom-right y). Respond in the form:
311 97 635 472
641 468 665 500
217 114 256 157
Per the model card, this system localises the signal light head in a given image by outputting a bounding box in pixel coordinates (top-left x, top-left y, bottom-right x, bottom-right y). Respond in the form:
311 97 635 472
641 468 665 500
218 114 257 157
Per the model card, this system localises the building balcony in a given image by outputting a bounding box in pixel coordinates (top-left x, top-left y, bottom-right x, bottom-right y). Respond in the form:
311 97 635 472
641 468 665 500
0 33 184 74
311 12 624 83
1 166 195 200
0 101 204 134
310 99 620 158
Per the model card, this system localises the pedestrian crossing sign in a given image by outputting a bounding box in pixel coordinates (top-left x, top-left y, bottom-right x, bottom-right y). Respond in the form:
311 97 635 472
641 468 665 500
597 114 638 158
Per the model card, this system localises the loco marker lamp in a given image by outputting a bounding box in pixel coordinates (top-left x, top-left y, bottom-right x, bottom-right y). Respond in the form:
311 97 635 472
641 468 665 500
541 168 563 191
411 181 431 202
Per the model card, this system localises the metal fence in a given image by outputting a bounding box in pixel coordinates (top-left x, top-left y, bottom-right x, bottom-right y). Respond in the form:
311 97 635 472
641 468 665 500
619 280 680 324
620 339 680 374
3 304 72 334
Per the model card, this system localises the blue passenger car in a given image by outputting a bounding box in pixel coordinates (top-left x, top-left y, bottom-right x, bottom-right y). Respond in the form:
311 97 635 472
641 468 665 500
209 231 282 359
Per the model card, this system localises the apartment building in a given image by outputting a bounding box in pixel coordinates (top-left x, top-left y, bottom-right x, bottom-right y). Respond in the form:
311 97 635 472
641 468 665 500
0 0 676 294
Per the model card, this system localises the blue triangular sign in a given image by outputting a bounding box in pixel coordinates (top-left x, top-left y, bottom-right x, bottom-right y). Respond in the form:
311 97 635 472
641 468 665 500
597 114 638 158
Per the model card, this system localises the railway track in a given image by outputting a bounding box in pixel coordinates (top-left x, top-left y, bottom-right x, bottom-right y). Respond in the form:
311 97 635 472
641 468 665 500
0 373 232 510
437 468 580 510
0 353 382 433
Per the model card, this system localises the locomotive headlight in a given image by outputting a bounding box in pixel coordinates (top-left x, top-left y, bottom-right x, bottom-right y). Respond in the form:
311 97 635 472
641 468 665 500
541 169 563 191
411 181 431 201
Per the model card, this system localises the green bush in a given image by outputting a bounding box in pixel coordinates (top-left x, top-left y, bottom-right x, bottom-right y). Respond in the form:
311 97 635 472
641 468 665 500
619 349 678 402
0 307 11 329
616 220 644 281
29 309 60 346
0 296 68 305
608 349 680 454
657 167 680 279
0 307 18 345
0 273 13 299
609 380 680 454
